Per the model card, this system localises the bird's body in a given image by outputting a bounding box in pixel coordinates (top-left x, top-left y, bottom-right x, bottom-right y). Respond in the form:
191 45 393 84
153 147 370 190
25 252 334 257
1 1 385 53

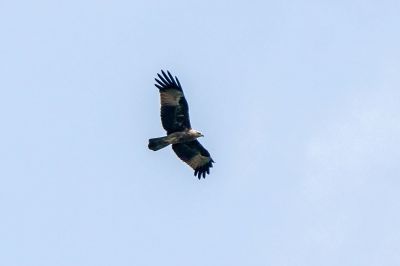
148 129 203 151
148 70 214 179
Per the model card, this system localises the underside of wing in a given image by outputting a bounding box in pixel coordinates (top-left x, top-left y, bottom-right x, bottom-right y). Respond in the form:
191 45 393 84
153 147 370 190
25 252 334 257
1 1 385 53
154 70 191 134
172 140 214 179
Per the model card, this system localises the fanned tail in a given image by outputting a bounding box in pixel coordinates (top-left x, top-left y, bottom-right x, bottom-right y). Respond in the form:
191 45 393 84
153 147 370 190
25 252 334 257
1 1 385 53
148 136 170 151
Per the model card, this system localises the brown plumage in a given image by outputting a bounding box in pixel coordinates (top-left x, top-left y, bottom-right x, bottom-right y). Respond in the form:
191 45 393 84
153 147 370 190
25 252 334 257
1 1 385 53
148 70 214 179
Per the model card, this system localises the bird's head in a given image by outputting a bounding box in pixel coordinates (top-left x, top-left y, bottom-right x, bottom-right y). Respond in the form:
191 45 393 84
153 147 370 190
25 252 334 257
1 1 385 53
190 129 204 138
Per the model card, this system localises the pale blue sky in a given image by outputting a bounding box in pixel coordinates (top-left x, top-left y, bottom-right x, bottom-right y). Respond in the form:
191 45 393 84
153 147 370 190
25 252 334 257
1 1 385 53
1 1 400 265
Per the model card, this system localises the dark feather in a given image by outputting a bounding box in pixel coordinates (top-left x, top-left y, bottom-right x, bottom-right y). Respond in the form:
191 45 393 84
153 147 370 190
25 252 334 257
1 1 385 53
161 70 172 83
157 74 169 86
175 76 182 89
155 78 166 87
155 70 190 133
154 83 163 90
172 140 214 179
167 71 177 87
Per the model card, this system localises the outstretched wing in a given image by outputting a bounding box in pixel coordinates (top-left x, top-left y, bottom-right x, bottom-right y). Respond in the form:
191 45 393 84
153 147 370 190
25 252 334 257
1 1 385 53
154 70 191 134
172 140 214 179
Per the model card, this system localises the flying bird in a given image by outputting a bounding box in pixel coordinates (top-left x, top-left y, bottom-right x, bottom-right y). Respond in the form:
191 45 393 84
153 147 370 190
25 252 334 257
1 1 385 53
148 70 214 179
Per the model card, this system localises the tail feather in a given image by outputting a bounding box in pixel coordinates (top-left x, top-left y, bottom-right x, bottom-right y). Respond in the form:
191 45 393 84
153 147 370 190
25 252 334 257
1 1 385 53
148 136 170 151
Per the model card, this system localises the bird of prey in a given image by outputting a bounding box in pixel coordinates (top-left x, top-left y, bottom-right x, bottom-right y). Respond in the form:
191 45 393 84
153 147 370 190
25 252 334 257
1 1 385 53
148 70 214 179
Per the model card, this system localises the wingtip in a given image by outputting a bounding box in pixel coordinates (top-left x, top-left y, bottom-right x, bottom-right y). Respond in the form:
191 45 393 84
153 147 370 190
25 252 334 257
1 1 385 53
175 76 182 89
161 69 167 78
162 70 172 83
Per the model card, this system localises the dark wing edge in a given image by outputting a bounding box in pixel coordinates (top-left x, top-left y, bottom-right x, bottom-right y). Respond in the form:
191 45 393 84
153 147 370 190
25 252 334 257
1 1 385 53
154 70 191 133
154 70 183 92
172 140 215 179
